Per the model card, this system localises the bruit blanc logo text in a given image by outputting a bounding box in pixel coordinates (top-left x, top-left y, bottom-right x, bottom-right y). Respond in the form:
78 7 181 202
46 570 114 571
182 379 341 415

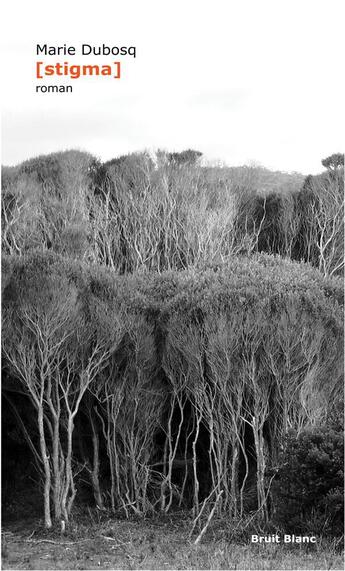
251 534 317 544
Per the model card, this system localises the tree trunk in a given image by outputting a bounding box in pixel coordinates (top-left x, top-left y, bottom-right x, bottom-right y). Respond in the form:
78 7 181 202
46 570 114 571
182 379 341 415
37 406 52 529
90 411 104 509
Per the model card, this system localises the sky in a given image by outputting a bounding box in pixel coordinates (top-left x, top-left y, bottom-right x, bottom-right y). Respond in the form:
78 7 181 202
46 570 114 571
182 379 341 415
1 0 344 174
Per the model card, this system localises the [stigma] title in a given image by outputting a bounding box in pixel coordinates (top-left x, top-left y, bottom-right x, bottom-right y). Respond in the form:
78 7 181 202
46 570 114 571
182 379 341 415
36 61 121 80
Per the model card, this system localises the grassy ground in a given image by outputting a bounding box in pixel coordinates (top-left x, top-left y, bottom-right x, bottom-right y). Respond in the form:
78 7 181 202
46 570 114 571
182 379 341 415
1 510 343 570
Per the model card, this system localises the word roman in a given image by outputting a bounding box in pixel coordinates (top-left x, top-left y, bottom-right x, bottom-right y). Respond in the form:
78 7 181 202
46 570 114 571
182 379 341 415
36 61 121 79
36 85 72 93
36 44 136 57
251 534 317 544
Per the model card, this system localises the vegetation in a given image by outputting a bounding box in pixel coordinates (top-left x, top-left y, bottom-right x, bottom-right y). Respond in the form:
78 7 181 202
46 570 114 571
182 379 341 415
272 427 344 536
1 149 344 557
2 149 343 276
2 516 344 570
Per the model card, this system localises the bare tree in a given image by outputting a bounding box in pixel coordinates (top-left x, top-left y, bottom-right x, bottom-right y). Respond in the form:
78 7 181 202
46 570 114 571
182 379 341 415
310 173 344 276
92 314 166 516
2 277 110 528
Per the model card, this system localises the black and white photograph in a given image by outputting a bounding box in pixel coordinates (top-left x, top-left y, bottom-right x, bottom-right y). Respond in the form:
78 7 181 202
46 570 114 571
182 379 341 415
1 1 344 569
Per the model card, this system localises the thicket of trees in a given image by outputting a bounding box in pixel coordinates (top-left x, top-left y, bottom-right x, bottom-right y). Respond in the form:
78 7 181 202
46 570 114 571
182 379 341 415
1 149 344 534
3 149 343 276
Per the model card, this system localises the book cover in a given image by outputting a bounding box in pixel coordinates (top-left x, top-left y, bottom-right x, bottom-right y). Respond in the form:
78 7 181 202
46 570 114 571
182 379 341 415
1 1 344 570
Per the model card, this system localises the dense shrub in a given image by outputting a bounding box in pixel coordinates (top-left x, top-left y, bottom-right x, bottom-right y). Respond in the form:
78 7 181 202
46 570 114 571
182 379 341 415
2 252 343 527
272 427 344 536
1 151 95 257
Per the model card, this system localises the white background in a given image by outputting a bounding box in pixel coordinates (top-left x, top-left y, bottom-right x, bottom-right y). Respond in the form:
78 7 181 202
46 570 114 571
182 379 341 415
1 0 344 173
